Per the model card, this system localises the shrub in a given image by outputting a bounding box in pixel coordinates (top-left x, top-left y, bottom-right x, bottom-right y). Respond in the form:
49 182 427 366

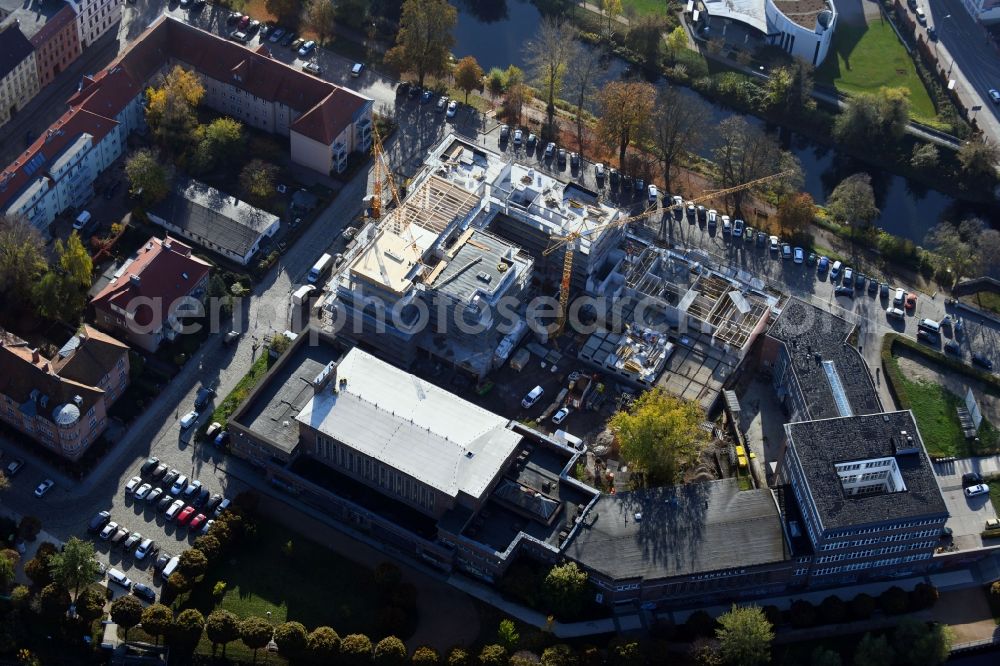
447 647 470 666
789 600 817 628
880 586 909 615
911 582 939 610
412 646 440 665
342 634 374 666
819 595 847 624
761 605 782 627
850 593 876 621
478 644 507 666
683 610 718 638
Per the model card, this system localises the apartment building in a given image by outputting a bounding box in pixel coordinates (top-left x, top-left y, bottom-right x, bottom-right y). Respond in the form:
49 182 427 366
90 236 211 352
0 325 129 461
29 4 81 87
0 23 39 126
65 0 119 48
0 16 371 233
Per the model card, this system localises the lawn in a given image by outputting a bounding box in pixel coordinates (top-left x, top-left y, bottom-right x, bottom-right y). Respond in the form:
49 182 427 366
621 0 671 17
209 352 270 427
816 21 937 123
972 291 1000 317
181 516 403 637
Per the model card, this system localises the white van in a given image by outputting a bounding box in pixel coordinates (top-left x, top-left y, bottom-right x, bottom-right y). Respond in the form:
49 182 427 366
307 253 333 284
292 284 316 307
886 307 905 320
73 210 92 231
918 318 941 334
521 386 544 408
107 568 133 590
160 556 179 581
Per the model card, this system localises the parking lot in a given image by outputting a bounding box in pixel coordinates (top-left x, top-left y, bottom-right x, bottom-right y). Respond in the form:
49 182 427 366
932 458 999 551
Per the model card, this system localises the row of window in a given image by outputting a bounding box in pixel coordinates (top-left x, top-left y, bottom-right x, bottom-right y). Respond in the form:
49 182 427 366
825 518 942 540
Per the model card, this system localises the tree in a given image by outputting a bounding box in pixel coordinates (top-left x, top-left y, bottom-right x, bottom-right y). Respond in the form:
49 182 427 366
879 586 909 615
342 633 374 665
596 80 655 169
110 594 143 640
412 646 440 664
712 116 800 216
478 644 507 666
818 595 847 624
454 56 484 105
265 0 298 21
610 641 642 666
173 608 206 651
833 87 910 147
75 586 107 625
788 600 817 628
384 0 457 87
810 647 841 666
0 215 46 307
125 149 172 204
48 537 101 600
497 618 519 652
192 117 244 174
145 65 205 151
447 647 471 666
826 172 878 262
17 516 41 542
564 42 604 154
665 25 687 60
302 0 338 46
910 143 939 170
375 635 408 665
715 605 774 666
273 621 308 660
651 86 705 192
33 233 94 322
178 548 209 580
925 222 976 286
167 571 192 594
599 0 622 38
0 556 13 591
502 66 531 127
24 555 53 588
487 67 505 102
976 229 1000 279
141 604 173 646
240 616 274 662
625 15 667 69
775 192 815 237
541 644 577 666
957 137 1000 181
543 562 588 620
765 59 814 115
39 583 70 621
307 626 341 663
193 534 221 561
206 609 241 656
609 388 710 484
525 17 574 136
849 593 876 621
240 159 278 205
853 633 894 666
892 620 953 666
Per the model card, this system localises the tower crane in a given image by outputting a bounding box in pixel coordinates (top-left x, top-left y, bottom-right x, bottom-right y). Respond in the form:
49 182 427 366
543 170 796 336
369 125 404 221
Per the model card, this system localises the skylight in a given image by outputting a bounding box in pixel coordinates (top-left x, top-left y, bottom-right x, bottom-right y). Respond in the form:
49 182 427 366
822 360 853 417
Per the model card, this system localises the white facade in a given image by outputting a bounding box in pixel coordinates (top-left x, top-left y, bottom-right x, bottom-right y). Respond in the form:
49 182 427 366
961 0 1000 22
701 0 838 66
0 45 39 126
66 0 121 47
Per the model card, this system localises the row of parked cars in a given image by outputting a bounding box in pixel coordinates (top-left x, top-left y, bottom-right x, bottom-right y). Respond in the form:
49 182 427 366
397 82 458 117
226 11 316 57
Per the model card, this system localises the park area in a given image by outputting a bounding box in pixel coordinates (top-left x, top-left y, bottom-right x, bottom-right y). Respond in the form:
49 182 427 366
816 21 937 124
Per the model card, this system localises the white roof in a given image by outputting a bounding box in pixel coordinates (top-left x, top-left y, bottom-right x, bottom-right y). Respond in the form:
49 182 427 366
296 348 521 499
702 0 767 33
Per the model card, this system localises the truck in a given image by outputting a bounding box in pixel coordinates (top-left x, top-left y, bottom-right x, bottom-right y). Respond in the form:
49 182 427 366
509 348 530 372
307 253 333 283
292 284 316 307
567 372 594 409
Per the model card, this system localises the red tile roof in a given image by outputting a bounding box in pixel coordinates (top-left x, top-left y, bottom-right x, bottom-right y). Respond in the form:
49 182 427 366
29 4 78 49
52 325 129 387
91 236 211 329
0 109 119 210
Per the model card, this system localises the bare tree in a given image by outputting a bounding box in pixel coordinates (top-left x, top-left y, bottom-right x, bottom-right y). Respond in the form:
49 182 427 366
596 80 656 169
651 86 705 192
712 116 801 216
524 17 575 138
302 0 337 46
564 42 605 155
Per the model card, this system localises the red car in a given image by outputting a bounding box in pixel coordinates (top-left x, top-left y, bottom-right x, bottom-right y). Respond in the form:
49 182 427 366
189 513 208 531
905 292 917 310
176 506 196 526
237 15 250 30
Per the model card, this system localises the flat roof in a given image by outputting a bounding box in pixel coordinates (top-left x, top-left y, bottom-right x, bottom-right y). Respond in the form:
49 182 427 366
768 298 882 421
348 223 436 294
296 347 522 499
566 479 788 580
785 411 949 531
430 229 530 302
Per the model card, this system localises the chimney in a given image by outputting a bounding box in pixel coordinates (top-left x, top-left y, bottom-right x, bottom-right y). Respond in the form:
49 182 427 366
31 348 39 363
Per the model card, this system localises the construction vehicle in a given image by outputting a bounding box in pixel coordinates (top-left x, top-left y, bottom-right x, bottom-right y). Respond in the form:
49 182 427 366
542 170 795 336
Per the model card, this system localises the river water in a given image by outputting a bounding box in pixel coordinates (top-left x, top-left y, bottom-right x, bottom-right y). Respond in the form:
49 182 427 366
451 0 994 243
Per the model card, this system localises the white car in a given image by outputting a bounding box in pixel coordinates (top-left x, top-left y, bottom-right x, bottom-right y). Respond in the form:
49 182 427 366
165 499 185 521
135 538 156 561
351 62 364 77
513 129 523 145
134 483 153 500
552 407 570 425
446 100 457 118
124 476 142 495
721 215 731 234
34 479 54 498
179 410 199 429
894 287 905 305
965 483 989 498
769 236 779 253
170 475 189 496
201 519 215 535
647 184 658 203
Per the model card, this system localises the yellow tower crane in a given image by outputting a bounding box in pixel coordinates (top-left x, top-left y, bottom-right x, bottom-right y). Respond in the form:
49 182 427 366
543 170 796 336
369 125 403 220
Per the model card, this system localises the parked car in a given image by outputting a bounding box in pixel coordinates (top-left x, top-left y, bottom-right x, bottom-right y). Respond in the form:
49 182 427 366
720 215 730 235
905 292 917 310
732 219 744 239
965 483 990 498
446 100 457 118
834 286 855 299
972 352 994 371
526 133 537 152
206 422 222 440
781 243 792 260
886 307 905 320
302 62 321 75
917 329 939 346
170 475 188 496
124 476 142 495
140 457 160 476
161 469 179 487
283 33 298 47
962 472 984 488
990 89 1000 105
134 483 152 501
880 283 889 298
205 494 224 514
165 500 185 521
132 583 156 603
298 40 316 57
522 386 544 408
552 407 570 425
154 552 173 573
769 236 779 253
867 279 879 296
544 142 555 159
110 526 129 546
595 163 605 183
176 506 196 526
5 459 23 477
202 519 215 535
183 480 202 499
944 340 961 356
513 128 523 145
123 531 143 552
268 28 285 43
146 487 163 504
843 267 854 285
156 494 175 514
436 95 448 112
88 511 111 533
99 522 119 540
570 152 581 170
557 149 567 168
793 247 804 264
499 124 509 142
647 184 658 203
214 499 231 518
756 231 767 247
179 410 199 429
190 514 208 531
817 256 829 273
351 62 364 77
107 568 133 590
34 479 54 498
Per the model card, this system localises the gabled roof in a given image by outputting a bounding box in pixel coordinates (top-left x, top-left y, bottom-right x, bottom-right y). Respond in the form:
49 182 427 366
28 4 77 48
90 236 211 328
290 87 367 145
0 23 33 81
52 325 129 387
